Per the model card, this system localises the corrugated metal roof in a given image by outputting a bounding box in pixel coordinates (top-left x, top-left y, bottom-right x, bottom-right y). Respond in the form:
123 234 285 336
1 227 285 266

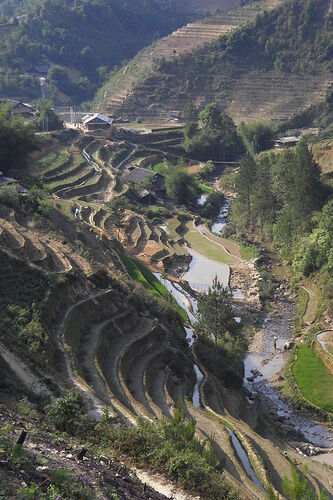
82 113 113 125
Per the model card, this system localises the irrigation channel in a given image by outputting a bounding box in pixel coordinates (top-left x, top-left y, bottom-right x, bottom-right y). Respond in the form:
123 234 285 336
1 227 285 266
157 196 333 465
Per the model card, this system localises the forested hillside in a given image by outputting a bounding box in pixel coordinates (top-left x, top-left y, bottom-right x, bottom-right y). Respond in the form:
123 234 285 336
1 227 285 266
105 0 333 122
0 0 189 102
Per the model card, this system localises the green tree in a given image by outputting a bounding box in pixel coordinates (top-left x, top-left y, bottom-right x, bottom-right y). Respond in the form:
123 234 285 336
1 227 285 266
196 277 235 360
165 167 199 205
235 154 256 228
33 99 63 132
238 121 275 154
0 106 38 175
107 196 126 240
184 103 243 161
281 464 328 500
183 99 198 138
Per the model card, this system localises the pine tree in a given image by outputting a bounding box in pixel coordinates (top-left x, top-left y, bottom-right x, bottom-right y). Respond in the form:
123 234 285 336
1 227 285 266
196 277 235 361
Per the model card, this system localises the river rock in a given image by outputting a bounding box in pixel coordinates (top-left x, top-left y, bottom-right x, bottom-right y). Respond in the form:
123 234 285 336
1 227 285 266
284 340 295 350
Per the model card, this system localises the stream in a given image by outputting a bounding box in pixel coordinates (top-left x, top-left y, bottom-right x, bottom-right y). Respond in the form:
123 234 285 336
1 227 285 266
244 300 333 449
154 273 204 408
211 199 231 235
160 197 333 453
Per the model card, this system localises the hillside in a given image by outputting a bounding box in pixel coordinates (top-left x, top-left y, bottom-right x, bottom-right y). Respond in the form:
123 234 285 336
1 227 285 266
96 0 333 123
0 0 191 103
95 0 284 117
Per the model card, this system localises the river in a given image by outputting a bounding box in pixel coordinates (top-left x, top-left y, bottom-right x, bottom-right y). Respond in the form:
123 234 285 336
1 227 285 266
160 198 333 452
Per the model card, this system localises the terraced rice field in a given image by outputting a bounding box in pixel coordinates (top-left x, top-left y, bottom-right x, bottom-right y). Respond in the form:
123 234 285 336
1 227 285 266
123 213 188 268
97 0 283 116
55 258 333 497
312 139 333 175
0 206 91 275
183 220 238 265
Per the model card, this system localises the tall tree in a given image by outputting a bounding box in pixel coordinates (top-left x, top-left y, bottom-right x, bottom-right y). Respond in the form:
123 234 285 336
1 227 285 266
107 197 126 241
165 166 199 205
196 277 235 360
183 99 198 138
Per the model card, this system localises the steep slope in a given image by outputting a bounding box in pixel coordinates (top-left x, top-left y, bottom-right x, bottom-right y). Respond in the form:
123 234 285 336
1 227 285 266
94 0 283 115
0 0 191 102
98 0 333 123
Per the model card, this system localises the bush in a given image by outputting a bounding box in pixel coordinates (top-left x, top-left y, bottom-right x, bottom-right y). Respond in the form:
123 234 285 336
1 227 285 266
46 390 93 436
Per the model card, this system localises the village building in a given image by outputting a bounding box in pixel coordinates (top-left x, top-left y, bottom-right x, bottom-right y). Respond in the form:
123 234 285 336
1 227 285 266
122 166 165 193
274 136 300 149
80 113 113 132
0 99 36 118
11 101 35 118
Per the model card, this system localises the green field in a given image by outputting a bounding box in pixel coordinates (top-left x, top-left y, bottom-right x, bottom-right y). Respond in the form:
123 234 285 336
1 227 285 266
198 182 215 193
183 221 237 265
151 161 169 175
292 345 333 413
119 251 187 322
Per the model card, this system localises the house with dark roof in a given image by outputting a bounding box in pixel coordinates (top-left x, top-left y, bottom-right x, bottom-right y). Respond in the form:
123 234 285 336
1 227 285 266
0 100 36 118
11 102 35 117
123 167 165 192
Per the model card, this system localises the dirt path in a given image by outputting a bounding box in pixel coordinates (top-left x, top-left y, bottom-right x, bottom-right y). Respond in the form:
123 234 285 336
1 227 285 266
0 342 54 399
135 468 195 500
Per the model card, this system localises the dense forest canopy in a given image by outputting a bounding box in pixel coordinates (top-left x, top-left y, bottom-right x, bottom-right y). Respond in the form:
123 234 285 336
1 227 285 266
0 0 188 101
232 142 333 313
0 105 38 174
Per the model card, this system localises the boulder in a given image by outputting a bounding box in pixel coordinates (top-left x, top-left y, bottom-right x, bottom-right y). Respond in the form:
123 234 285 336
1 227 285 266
284 340 295 350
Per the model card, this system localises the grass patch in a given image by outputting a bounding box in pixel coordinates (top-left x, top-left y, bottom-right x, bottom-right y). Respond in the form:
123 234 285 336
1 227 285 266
237 241 260 260
292 344 333 413
198 182 215 193
183 221 236 265
47 168 92 190
295 287 308 333
302 283 320 325
151 161 169 175
119 251 187 322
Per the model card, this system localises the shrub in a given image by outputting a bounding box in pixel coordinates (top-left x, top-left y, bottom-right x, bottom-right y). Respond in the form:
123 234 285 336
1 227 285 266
46 390 93 436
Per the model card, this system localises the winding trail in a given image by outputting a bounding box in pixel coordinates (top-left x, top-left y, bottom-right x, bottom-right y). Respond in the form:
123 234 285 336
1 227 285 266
0 342 54 399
